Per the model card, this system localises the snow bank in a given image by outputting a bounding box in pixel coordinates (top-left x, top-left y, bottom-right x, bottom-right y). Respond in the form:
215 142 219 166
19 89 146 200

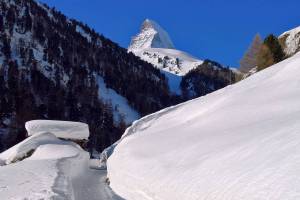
107 53 300 200
25 120 89 140
0 128 90 199
0 132 60 165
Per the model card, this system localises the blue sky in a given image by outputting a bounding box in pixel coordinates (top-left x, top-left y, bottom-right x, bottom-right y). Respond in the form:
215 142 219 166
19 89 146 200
40 0 300 67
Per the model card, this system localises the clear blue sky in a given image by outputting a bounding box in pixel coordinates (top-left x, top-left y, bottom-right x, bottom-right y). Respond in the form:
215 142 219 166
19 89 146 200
40 0 300 67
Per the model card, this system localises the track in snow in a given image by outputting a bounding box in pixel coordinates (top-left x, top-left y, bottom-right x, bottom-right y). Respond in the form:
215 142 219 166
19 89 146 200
71 161 124 200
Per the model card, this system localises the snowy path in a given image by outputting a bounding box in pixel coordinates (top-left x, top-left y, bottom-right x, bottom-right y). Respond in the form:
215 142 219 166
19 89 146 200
71 160 124 200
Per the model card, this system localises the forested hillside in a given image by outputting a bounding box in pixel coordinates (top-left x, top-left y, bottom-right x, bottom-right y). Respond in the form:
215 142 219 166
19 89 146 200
0 0 177 152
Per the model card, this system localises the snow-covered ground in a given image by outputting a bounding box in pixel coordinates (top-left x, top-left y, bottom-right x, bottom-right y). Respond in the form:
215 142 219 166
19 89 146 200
0 121 122 200
107 52 300 200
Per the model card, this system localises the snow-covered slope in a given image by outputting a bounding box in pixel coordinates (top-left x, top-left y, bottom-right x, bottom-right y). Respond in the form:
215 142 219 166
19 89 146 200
97 77 140 124
107 53 300 200
279 26 300 56
133 48 203 76
128 19 203 79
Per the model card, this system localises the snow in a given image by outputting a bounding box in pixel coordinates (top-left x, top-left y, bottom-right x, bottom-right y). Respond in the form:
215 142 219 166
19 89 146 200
129 19 175 51
0 121 122 200
128 19 203 78
97 76 140 125
134 48 203 76
107 52 300 200
161 70 182 95
279 26 300 56
0 131 88 199
76 25 92 43
0 132 61 165
25 120 89 140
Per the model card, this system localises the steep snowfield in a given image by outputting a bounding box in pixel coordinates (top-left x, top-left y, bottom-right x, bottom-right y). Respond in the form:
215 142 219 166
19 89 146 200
25 120 89 140
107 53 300 200
129 19 203 80
133 48 203 76
279 26 300 56
97 76 140 124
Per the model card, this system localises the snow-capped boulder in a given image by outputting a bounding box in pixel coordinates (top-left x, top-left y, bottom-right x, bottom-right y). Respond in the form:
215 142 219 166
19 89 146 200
279 26 300 56
25 120 89 140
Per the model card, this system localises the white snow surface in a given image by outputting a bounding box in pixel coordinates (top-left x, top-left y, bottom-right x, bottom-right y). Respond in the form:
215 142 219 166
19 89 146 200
25 120 89 140
134 48 203 76
0 128 123 200
0 132 60 165
107 52 300 200
279 26 300 56
0 132 89 199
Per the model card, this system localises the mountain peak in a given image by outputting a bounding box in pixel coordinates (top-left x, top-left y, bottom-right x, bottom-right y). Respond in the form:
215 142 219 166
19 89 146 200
128 19 175 51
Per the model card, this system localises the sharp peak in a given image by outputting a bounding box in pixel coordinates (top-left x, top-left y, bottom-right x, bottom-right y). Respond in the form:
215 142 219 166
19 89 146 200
129 18 175 50
141 19 162 30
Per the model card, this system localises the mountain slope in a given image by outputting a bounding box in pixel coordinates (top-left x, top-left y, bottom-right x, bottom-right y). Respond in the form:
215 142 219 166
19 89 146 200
128 19 203 77
0 0 177 152
129 19 175 50
107 53 300 200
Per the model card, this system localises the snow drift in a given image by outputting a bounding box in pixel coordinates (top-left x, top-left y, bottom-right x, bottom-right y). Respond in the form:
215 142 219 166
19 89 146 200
0 132 60 165
0 122 90 199
107 53 300 200
25 120 89 140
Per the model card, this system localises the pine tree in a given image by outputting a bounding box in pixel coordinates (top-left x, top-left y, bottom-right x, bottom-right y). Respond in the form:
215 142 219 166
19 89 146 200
257 44 274 71
264 34 285 63
239 34 262 73
257 34 285 71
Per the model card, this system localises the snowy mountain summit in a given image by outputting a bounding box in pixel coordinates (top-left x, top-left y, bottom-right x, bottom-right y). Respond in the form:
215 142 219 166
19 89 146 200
128 19 203 76
129 19 175 51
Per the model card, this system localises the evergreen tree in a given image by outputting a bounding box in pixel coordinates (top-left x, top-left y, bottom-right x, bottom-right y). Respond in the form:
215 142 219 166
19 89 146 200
257 34 285 71
257 44 274 71
264 34 285 63
239 34 262 73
